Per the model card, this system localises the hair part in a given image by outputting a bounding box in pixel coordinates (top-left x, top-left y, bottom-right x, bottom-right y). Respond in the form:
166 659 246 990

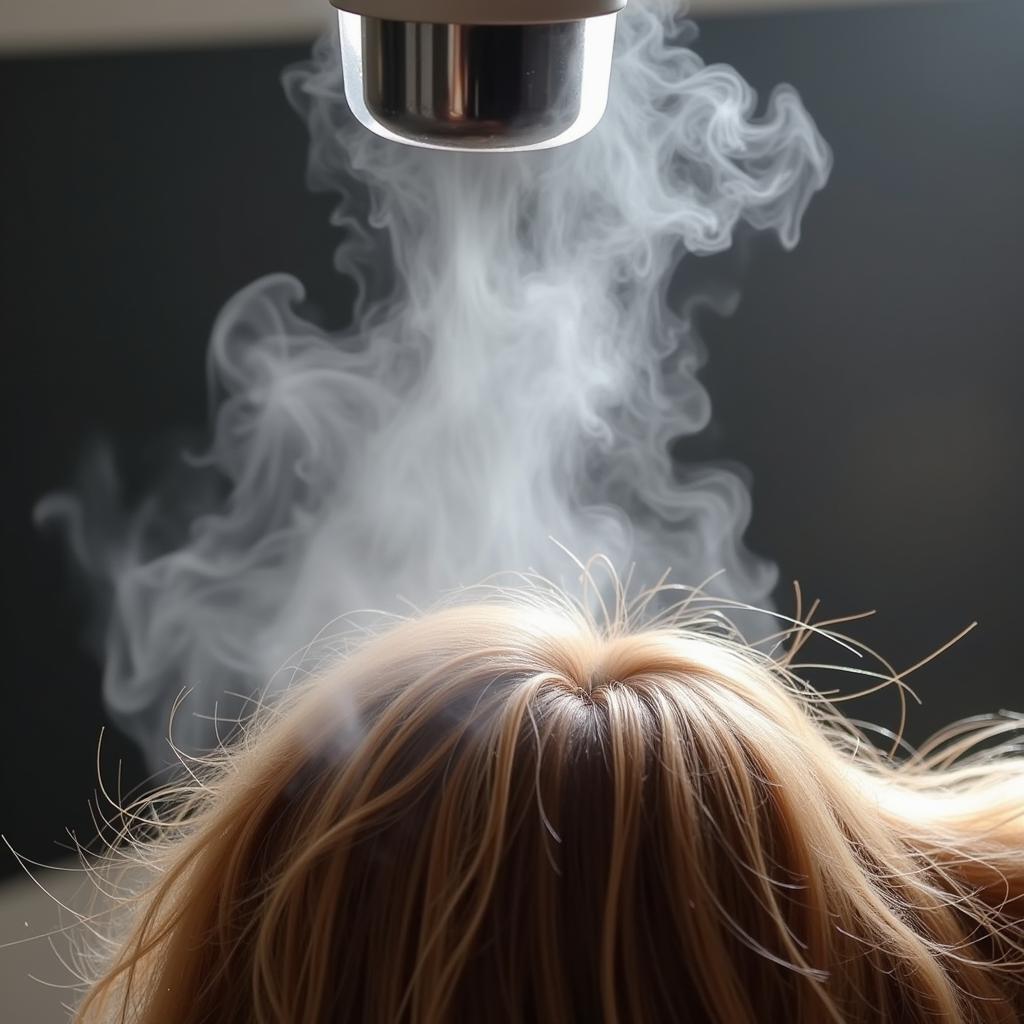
74 588 1024 1023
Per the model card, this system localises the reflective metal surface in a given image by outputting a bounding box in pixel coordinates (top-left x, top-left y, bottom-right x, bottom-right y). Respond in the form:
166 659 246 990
338 12 618 152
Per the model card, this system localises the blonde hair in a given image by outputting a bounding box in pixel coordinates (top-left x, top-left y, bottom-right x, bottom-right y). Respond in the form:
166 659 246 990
76 585 1024 1023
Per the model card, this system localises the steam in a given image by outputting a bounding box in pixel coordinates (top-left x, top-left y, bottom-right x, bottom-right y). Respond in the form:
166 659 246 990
39 1 831 765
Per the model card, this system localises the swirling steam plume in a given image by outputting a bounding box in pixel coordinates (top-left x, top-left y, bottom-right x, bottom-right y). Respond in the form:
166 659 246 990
39 1 832 766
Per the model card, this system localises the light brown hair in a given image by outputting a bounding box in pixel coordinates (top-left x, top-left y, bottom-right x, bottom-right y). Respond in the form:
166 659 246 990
76 586 1024 1022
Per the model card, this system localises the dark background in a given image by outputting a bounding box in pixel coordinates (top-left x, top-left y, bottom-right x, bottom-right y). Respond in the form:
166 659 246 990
1 0 1021 879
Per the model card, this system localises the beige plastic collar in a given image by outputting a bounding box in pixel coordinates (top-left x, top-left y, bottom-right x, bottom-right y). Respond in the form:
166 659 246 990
330 0 626 25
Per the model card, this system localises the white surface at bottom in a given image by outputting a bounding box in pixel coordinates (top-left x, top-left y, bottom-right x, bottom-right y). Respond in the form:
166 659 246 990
0 865 96 1024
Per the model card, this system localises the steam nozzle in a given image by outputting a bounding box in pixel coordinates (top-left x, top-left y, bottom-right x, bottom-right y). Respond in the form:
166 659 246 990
331 0 625 152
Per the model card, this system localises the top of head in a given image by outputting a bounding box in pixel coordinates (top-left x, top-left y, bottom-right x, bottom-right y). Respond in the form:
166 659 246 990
75 590 1024 1023
330 0 626 25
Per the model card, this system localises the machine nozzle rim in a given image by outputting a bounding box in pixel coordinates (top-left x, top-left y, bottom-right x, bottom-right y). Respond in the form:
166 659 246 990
329 0 626 27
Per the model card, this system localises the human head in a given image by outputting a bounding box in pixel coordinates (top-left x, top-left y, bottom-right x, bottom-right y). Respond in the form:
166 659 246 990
78 588 1024 1022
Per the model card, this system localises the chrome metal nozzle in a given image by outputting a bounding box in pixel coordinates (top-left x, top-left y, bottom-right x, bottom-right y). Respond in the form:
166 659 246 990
332 2 623 152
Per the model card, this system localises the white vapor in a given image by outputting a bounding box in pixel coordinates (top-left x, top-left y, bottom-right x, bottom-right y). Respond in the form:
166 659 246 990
38 0 831 765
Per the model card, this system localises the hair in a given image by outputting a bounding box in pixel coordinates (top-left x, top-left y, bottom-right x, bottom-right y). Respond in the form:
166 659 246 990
74 582 1024 1024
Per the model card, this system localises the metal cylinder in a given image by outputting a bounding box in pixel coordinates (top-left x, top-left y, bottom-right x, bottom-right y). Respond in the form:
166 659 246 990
334 10 620 152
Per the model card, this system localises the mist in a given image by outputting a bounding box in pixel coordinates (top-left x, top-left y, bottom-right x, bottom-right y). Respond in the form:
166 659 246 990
38 0 831 766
